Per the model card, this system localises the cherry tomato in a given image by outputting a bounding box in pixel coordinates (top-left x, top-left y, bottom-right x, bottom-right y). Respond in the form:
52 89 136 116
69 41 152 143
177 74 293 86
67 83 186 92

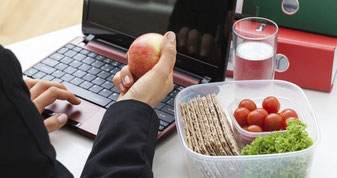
262 96 280 114
247 110 265 128
254 108 268 118
280 108 298 120
239 99 257 111
234 107 250 126
283 117 299 129
245 125 263 132
264 113 283 131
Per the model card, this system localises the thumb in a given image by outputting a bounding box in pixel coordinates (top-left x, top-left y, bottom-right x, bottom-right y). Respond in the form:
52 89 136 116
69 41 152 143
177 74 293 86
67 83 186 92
43 113 68 133
154 31 177 72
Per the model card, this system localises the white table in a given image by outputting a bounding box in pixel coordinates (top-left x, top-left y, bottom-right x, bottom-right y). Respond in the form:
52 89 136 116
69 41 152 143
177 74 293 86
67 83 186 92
6 25 337 178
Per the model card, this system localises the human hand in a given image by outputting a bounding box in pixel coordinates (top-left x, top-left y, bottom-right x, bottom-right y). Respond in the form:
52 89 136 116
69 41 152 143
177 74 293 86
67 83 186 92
24 78 81 133
113 31 176 108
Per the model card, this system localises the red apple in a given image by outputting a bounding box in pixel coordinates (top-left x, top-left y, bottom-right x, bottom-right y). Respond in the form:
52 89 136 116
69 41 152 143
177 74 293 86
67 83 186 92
128 33 164 78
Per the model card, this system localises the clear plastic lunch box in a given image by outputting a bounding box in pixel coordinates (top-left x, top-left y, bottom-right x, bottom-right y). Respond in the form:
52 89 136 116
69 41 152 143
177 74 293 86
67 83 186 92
174 80 320 178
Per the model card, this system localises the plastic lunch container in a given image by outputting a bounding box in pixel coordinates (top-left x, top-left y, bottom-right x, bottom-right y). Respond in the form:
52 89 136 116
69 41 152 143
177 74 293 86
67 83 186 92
174 80 320 178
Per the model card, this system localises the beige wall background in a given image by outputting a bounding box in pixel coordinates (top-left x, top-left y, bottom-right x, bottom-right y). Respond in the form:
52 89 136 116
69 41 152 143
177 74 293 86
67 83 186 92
0 0 83 45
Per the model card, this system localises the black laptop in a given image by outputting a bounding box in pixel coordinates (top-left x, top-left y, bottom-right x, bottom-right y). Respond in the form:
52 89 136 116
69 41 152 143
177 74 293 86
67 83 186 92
24 0 237 139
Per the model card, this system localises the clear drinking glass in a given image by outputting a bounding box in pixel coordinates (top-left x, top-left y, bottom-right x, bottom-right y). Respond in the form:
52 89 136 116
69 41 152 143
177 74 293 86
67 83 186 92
233 17 279 80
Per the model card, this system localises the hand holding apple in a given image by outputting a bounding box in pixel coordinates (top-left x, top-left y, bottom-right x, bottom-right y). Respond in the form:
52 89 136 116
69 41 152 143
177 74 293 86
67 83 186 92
128 33 164 78
112 32 176 108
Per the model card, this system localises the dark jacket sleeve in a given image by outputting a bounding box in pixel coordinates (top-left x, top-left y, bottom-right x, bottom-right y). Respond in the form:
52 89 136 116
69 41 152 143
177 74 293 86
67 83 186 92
81 100 160 178
0 45 73 178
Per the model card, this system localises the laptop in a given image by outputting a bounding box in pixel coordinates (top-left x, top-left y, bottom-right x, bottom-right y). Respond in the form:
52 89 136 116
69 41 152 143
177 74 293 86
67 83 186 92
23 0 237 140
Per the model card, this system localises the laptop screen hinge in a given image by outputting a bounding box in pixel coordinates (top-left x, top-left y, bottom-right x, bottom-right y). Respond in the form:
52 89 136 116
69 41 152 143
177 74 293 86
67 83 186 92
84 34 95 44
200 76 212 84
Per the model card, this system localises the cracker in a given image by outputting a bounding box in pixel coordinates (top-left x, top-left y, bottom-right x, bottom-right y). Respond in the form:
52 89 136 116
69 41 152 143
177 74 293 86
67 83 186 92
200 96 226 156
183 102 201 154
187 99 209 155
211 94 240 156
179 103 193 150
195 96 217 156
206 94 233 156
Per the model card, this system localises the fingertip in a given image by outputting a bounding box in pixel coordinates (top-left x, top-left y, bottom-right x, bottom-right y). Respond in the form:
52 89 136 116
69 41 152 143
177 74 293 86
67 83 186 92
165 31 176 42
57 113 68 124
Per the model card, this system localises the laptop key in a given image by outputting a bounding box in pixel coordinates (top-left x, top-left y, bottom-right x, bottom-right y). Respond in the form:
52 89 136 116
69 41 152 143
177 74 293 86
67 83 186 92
64 50 77 58
41 75 54 81
49 53 64 61
101 64 113 71
160 120 169 127
161 105 174 115
65 44 75 49
103 58 112 64
33 63 56 74
24 68 38 77
110 68 120 74
83 57 95 64
169 90 179 98
106 75 114 81
51 70 65 78
63 82 110 107
73 53 86 61
118 64 126 69
57 47 69 54
155 110 174 124
88 67 100 75
159 125 164 131
55 63 68 70
102 81 114 89
73 46 82 52
79 63 91 71
155 102 165 110
69 60 82 68
92 77 105 85
80 49 90 55
108 93 119 101
89 85 103 93
52 78 63 83
60 57 72 64
166 97 174 106
88 52 97 58
79 81 93 89
70 77 84 86
99 89 112 97
97 71 110 79
42 58 59 67
73 70 86 78
92 61 104 68
162 96 170 102
82 73 95 81
33 71 46 79
112 86 119 93
95 55 105 60
64 66 77 74
111 61 120 66
61 74 75 82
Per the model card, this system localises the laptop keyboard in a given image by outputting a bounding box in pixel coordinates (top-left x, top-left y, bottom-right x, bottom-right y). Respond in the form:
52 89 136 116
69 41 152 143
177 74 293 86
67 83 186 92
24 43 184 132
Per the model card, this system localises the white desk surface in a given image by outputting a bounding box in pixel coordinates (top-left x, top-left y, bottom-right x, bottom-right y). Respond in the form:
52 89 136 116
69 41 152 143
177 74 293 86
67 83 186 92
6 25 337 178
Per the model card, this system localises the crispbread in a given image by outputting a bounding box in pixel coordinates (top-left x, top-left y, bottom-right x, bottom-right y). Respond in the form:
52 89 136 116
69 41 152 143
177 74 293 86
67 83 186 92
187 99 209 155
178 93 240 157
211 94 240 155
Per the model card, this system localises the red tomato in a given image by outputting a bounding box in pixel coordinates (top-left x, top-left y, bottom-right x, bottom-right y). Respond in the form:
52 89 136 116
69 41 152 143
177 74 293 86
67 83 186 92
234 108 250 126
247 110 265 128
280 109 298 120
264 113 283 131
262 96 281 113
245 125 263 132
239 99 257 111
283 117 299 129
254 108 268 118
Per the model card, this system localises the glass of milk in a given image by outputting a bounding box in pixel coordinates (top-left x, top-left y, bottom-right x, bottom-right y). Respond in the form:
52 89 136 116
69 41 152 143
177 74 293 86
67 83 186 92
232 17 279 80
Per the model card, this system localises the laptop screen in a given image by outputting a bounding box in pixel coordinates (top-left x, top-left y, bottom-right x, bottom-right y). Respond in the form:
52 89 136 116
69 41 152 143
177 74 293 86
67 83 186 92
82 0 236 82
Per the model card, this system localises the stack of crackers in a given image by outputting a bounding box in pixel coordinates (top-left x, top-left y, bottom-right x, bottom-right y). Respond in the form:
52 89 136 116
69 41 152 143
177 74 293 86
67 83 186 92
179 94 240 156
